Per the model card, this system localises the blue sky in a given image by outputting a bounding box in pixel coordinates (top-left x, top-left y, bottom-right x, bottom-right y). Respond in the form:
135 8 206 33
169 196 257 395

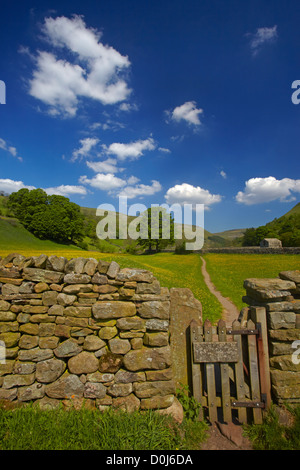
0 0 300 233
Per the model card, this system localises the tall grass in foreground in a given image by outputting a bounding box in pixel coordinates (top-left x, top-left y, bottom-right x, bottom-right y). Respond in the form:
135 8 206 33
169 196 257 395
203 254 300 311
244 405 300 450
0 404 208 450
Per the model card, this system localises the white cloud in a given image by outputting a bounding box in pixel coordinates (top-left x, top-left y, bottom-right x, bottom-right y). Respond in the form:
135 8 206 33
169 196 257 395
0 178 35 194
167 101 203 126
158 147 171 154
248 25 278 56
29 15 132 117
0 178 88 198
44 185 87 196
104 137 156 161
90 119 125 132
165 183 222 207
236 176 300 205
0 138 22 161
79 173 127 191
86 158 122 174
119 102 139 112
72 137 99 161
118 180 162 199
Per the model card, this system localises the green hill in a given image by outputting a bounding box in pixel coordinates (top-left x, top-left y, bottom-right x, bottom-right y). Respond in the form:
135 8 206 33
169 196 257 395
242 201 300 247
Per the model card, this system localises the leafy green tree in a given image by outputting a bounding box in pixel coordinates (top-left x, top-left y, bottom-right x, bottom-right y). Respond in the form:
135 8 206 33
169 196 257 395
136 207 175 252
8 189 84 244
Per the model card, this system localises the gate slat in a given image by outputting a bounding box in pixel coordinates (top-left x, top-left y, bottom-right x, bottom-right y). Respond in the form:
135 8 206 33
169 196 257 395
218 319 232 423
232 320 247 424
189 319 203 420
247 319 263 424
204 319 218 423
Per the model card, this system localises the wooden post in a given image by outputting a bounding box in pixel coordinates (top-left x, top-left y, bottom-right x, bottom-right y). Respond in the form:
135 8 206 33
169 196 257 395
232 320 247 424
189 319 203 420
247 319 263 424
250 306 271 410
204 319 218 423
218 319 232 423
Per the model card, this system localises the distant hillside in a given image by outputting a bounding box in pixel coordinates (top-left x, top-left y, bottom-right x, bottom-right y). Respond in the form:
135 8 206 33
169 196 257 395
242 201 300 247
81 205 232 250
213 228 246 240
0 194 243 252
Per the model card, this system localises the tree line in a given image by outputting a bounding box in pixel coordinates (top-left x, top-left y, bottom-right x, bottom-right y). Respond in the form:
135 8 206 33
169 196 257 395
242 213 300 247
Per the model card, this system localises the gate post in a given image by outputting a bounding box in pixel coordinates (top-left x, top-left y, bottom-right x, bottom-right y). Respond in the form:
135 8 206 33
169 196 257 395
250 306 271 410
169 288 202 390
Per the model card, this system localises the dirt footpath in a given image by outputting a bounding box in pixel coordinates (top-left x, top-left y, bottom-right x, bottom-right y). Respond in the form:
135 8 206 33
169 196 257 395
200 256 240 326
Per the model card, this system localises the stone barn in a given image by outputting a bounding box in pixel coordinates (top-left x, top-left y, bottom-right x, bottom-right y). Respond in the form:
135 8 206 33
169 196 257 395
260 238 282 248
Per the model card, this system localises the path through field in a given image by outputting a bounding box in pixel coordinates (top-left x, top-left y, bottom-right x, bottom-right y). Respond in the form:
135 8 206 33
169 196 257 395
199 256 253 450
200 256 239 326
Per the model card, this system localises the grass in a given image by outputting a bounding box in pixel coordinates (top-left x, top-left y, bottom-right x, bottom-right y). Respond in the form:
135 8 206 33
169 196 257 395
244 405 300 450
0 403 208 450
203 253 300 311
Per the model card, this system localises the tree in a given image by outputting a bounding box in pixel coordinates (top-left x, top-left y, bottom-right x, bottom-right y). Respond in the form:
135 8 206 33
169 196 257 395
8 189 84 244
136 207 175 252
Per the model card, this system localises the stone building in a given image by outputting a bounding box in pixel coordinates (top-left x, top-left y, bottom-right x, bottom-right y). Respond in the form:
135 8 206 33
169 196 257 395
260 238 282 248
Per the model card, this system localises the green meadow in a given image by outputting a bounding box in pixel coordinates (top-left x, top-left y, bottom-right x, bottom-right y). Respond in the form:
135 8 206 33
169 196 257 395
203 253 300 311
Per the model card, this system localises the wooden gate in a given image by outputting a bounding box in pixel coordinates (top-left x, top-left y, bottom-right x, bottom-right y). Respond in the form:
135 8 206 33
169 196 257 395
190 306 271 424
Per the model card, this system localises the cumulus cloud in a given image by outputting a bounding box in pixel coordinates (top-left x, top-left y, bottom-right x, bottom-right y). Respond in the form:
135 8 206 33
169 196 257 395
28 15 132 116
0 178 35 194
44 185 87 196
118 180 162 199
248 25 278 56
0 177 89 199
104 137 156 161
79 173 127 191
72 137 99 161
166 101 203 126
165 183 222 208
235 176 300 205
0 138 22 161
86 158 121 174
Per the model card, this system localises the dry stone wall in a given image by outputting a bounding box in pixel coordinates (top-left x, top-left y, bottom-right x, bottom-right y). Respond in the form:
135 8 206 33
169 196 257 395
0 253 182 412
243 270 300 405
